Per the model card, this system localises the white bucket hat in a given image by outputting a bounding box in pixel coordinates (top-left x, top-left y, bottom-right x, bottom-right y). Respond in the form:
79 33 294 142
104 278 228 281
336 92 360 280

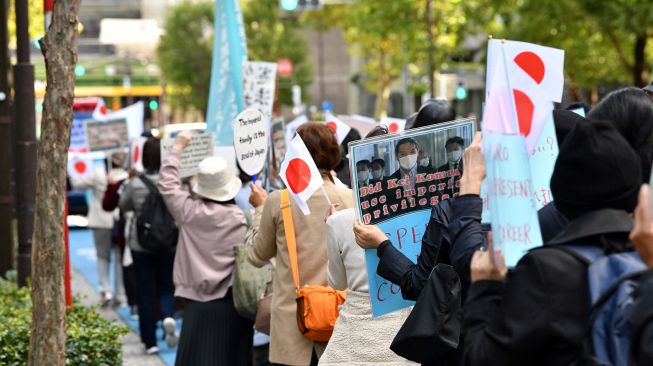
192 156 242 202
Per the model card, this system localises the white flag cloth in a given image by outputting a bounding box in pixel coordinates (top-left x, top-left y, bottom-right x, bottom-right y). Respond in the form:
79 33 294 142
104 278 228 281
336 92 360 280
279 134 324 215
324 112 352 144
380 117 407 134
130 137 147 172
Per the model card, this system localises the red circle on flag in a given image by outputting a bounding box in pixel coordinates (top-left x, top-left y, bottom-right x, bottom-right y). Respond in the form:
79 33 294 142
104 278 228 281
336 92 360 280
286 158 311 194
133 146 140 163
74 161 87 174
327 121 337 133
99 105 107 115
277 58 294 77
388 122 399 133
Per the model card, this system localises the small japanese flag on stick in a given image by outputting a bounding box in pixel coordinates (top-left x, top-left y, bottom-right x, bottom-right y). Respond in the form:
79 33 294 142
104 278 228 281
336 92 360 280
279 134 325 215
92 98 109 121
324 112 351 144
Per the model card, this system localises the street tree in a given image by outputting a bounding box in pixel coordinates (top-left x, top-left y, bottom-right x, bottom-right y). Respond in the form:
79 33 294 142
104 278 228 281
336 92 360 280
242 0 313 107
29 0 81 364
157 0 314 118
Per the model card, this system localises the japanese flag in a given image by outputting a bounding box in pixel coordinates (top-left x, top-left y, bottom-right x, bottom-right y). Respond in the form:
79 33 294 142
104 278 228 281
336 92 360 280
487 39 565 103
67 153 93 180
380 117 407 134
92 98 109 121
483 41 554 154
130 137 147 172
324 112 351 144
279 134 324 215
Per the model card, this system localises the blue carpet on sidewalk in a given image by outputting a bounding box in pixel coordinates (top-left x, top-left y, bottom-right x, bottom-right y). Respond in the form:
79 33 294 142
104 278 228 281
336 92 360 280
69 228 179 366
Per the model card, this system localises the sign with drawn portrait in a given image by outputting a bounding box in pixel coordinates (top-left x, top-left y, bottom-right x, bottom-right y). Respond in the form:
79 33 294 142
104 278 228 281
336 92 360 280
349 118 476 317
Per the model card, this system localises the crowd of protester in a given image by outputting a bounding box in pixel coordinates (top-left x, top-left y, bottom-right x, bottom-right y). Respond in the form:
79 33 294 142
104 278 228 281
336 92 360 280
75 86 653 366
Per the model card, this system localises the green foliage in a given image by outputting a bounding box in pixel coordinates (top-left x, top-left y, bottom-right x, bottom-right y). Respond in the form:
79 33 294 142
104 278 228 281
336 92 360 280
157 0 314 117
0 278 128 365
470 0 653 89
7 0 45 49
157 0 215 116
242 0 313 106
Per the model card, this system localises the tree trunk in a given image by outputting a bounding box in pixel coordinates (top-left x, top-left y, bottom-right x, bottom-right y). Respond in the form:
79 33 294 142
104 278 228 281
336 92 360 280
633 35 648 87
28 1 81 365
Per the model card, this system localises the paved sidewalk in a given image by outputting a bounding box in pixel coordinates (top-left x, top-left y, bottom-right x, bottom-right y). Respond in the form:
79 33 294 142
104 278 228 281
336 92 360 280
71 267 166 366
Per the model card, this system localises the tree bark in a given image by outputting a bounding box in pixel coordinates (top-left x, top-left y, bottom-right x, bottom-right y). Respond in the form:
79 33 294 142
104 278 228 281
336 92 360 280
28 1 81 365
633 35 648 87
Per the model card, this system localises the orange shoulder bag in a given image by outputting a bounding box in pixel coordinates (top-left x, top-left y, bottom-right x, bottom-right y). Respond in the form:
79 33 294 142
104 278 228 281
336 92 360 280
280 189 346 343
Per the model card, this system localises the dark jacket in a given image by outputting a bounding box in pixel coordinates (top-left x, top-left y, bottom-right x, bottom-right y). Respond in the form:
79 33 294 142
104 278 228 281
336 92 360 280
462 209 634 366
630 269 653 366
375 199 453 301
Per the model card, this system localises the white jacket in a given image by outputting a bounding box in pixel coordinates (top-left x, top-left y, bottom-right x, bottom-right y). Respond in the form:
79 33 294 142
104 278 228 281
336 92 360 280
72 167 127 229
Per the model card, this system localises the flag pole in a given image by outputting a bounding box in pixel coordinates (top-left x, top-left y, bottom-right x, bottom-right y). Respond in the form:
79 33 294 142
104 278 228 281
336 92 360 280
320 185 333 206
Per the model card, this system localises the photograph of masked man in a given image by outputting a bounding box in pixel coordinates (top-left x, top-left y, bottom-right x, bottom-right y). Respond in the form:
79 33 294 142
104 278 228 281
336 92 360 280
370 158 386 183
436 136 464 199
386 138 433 215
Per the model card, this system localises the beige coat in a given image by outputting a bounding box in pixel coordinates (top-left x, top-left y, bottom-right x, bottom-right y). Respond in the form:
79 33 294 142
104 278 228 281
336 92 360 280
248 180 354 366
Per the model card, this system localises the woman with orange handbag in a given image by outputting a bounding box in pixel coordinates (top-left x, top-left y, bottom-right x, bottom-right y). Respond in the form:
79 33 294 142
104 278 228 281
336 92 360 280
248 123 354 366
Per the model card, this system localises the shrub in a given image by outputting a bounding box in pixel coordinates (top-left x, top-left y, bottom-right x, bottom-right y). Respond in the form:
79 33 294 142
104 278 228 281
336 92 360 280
0 276 128 365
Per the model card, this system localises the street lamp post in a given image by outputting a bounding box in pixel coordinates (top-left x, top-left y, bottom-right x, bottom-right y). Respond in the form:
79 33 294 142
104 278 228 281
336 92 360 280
0 0 14 278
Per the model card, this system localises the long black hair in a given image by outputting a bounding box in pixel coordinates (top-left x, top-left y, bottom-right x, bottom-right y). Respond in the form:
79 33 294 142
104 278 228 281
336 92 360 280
588 87 653 180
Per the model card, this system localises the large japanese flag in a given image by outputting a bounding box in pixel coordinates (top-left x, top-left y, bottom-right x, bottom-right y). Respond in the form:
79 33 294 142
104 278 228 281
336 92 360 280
484 40 555 154
380 117 407 134
486 39 565 103
324 112 351 144
279 134 324 215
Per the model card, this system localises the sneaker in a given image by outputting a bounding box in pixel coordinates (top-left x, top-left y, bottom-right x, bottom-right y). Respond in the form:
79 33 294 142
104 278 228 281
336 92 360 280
163 317 179 348
100 292 113 308
145 346 160 355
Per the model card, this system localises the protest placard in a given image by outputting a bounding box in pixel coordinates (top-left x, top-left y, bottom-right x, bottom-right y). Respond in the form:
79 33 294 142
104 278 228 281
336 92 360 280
85 118 129 152
243 61 277 117
233 108 268 176
349 118 476 317
161 132 215 178
484 131 543 267
69 118 89 152
271 117 287 172
529 114 558 209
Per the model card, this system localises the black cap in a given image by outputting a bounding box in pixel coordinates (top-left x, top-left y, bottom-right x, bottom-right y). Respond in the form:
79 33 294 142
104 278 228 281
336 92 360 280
552 109 585 145
552 119 641 219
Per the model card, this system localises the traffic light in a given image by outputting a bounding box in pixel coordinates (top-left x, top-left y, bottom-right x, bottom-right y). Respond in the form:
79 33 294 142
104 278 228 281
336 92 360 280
455 82 467 100
280 0 321 12
74 65 86 77
148 99 159 110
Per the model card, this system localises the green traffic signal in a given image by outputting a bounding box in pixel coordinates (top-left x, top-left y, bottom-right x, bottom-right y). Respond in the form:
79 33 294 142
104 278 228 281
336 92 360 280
456 85 467 100
280 0 298 11
74 65 86 77
149 100 159 110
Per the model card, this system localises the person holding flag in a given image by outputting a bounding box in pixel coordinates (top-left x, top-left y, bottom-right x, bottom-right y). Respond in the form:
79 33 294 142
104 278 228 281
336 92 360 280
247 123 353 366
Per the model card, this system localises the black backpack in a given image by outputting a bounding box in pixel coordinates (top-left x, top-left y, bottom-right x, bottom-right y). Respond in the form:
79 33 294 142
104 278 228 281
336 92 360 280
136 175 178 253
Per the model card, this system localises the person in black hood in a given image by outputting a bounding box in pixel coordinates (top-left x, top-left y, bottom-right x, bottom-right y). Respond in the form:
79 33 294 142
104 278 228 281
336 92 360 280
334 128 362 187
462 120 641 366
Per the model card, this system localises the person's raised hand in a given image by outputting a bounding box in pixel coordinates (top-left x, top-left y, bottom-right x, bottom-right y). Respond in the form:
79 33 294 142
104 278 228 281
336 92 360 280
630 184 653 268
354 220 388 249
249 183 268 208
460 132 486 196
173 131 193 151
324 203 341 223
470 232 507 283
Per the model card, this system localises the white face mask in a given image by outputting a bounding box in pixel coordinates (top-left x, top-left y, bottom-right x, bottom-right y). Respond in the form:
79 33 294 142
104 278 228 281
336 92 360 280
447 149 463 163
399 154 418 171
372 169 383 180
358 170 369 183
419 158 430 167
